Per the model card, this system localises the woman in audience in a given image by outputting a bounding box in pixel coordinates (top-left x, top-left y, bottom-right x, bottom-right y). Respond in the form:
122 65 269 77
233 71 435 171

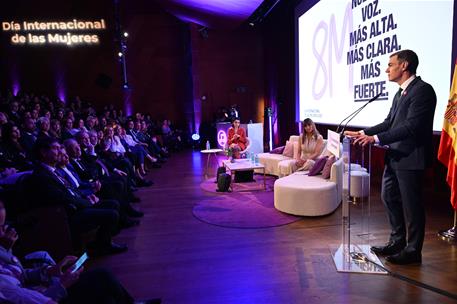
103 126 152 187
49 119 62 141
31 109 40 120
61 117 74 140
71 118 87 136
55 108 65 121
227 117 247 159
118 126 159 173
86 116 97 132
0 123 33 171
36 116 52 139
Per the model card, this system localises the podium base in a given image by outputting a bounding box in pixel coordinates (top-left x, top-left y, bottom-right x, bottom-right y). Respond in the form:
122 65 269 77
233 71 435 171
438 226 456 242
330 244 388 274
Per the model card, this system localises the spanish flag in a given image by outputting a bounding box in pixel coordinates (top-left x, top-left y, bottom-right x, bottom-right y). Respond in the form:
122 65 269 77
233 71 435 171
438 59 457 210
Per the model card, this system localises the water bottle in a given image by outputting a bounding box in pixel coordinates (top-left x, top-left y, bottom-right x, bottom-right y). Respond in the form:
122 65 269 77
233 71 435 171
250 151 255 163
254 154 259 164
205 140 210 150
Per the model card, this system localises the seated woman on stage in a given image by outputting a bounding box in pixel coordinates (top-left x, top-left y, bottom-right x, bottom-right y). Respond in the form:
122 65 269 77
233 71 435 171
296 118 324 170
227 118 247 159
278 118 324 177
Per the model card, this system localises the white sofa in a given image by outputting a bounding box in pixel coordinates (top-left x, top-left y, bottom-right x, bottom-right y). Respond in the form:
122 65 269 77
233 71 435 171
256 135 300 176
274 158 344 216
257 135 329 177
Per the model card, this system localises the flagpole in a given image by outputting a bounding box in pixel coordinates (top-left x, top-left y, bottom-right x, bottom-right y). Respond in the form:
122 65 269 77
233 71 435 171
437 59 457 242
438 210 456 241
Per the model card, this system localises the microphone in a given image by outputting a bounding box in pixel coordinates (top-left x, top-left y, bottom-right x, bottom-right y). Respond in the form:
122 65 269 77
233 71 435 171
335 92 383 135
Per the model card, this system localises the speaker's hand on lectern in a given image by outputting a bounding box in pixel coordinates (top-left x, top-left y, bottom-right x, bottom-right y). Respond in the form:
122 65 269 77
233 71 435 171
353 134 375 146
343 131 360 137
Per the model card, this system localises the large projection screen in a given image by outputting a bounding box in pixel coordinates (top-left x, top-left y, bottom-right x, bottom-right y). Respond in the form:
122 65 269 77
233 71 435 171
296 0 455 131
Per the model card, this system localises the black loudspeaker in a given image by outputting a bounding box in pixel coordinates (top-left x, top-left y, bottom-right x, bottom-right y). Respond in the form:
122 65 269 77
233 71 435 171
95 73 112 89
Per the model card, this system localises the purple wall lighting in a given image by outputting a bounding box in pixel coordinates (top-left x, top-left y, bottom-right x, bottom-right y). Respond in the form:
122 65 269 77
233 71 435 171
272 103 279 145
57 89 66 103
193 97 202 136
55 71 66 103
12 82 20 97
268 83 279 146
123 89 133 116
10 67 20 96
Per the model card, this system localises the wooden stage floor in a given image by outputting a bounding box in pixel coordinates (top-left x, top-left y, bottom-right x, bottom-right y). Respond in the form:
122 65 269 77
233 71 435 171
92 150 457 303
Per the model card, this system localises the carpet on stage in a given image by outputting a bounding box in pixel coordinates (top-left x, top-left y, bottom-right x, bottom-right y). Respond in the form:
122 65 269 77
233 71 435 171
194 176 301 228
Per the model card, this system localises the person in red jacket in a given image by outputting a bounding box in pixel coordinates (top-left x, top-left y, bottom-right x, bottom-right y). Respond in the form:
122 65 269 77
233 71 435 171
227 118 246 159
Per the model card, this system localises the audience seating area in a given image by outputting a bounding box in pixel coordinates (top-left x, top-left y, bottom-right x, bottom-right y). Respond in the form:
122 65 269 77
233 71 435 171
0 91 184 259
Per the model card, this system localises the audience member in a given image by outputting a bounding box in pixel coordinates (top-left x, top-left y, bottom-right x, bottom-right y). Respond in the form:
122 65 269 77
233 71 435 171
0 199 161 304
28 137 128 256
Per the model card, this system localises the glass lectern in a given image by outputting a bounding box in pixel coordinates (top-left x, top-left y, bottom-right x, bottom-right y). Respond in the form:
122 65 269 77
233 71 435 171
330 136 387 274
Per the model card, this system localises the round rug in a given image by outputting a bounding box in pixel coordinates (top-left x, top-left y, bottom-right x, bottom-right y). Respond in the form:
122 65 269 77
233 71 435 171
193 191 301 228
200 175 276 193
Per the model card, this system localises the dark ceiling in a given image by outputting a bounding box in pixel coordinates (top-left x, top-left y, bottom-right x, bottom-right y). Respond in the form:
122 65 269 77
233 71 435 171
152 0 266 29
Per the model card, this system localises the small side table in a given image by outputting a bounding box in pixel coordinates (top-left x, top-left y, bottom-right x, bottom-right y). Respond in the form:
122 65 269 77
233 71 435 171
201 149 224 178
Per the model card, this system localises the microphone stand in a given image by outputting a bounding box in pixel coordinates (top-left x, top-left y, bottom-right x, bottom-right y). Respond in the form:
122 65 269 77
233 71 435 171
335 93 383 135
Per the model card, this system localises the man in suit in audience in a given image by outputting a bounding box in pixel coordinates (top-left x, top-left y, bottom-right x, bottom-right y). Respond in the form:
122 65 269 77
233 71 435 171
28 137 128 256
63 139 143 221
72 132 141 203
20 117 37 159
345 49 436 265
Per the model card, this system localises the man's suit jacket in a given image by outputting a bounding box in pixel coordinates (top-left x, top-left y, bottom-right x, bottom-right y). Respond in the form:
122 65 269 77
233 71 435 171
29 164 92 211
56 165 94 197
70 156 95 181
20 132 37 158
364 76 436 170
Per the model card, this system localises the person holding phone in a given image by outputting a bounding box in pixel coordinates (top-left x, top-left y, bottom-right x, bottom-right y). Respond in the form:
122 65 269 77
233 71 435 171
0 199 161 304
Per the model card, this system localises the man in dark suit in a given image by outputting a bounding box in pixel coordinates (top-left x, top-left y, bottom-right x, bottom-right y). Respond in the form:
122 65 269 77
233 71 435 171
28 137 128 256
20 117 37 159
345 49 437 265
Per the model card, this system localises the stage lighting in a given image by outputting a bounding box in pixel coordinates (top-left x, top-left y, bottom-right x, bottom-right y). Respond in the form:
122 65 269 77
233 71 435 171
191 133 200 141
123 32 129 38
118 52 123 57
123 83 129 89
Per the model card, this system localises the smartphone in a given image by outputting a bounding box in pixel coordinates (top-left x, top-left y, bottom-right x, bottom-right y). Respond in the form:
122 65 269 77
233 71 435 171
70 252 88 273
